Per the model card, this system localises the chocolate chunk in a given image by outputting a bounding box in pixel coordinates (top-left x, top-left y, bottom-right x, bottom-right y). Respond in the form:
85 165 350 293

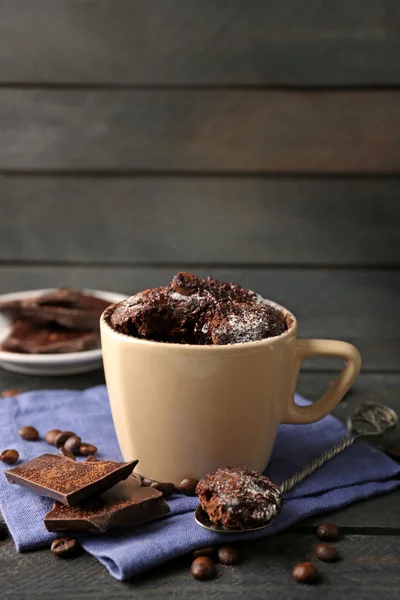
2 320 99 354
0 288 110 331
5 453 138 506
44 473 170 533
0 449 19 465
18 426 39 441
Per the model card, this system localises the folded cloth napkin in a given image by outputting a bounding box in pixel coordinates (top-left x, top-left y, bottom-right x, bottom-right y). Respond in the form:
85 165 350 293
0 386 399 580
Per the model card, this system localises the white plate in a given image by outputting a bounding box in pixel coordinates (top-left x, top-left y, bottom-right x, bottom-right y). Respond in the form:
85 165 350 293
0 288 127 376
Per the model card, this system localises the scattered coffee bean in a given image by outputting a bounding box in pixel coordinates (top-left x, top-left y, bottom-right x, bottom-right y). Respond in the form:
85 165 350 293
58 447 76 460
54 431 75 448
384 442 400 460
178 478 198 496
78 443 97 456
190 556 215 580
0 449 19 465
64 435 82 453
142 477 155 487
150 481 175 497
18 426 39 441
50 537 81 558
317 522 340 541
0 521 8 540
218 545 240 565
192 547 216 560
314 542 341 562
45 429 62 446
292 562 319 584
2 388 20 397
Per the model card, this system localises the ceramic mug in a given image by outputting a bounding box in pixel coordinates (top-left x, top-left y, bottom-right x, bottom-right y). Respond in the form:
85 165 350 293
100 302 361 484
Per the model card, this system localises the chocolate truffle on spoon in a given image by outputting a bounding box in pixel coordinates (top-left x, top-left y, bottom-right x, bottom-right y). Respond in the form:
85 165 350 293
195 402 398 533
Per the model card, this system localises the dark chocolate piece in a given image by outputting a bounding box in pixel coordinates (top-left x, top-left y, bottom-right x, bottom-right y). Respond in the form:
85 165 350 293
5 453 137 506
107 272 288 345
44 473 170 533
1 320 98 354
0 288 110 330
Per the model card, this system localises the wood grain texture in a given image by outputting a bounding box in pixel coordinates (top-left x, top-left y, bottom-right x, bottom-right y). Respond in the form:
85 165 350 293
0 266 397 371
1 90 400 173
0 534 399 598
1 177 399 265
0 0 399 85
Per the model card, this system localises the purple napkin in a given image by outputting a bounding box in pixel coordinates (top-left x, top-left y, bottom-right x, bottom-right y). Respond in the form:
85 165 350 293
0 386 399 580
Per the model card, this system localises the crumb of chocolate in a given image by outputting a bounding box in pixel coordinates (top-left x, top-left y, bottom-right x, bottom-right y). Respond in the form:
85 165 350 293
106 272 288 345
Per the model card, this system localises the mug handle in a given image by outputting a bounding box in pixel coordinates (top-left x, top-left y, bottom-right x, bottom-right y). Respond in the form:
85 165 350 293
283 339 362 424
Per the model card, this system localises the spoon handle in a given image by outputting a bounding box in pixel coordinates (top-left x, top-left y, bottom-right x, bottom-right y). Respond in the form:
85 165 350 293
279 434 356 494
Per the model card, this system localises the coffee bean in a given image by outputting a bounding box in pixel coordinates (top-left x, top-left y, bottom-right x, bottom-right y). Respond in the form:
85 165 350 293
78 443 97 456
59 447 76 460
51 537 80 558
54 431 75 448
0 449 19 465
178 478 198 496
218 545 240 565
150 481 175 497
315 542 341 562
18 426 39 441
64 435 82 453
2 388 20 397
131 473 144 484
0 521 8 540
317 522 340 541
142 477 155 487
384 442 400 460
190 556 215 580
192 547 216 560
292 562 319 584
45 429 62 446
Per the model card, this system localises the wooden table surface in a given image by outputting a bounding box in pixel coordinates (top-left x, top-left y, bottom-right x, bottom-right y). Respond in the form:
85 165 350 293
1 367 399 600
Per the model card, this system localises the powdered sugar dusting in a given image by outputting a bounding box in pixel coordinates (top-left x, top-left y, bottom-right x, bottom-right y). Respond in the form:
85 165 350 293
197 466 283 529
108 272 288 345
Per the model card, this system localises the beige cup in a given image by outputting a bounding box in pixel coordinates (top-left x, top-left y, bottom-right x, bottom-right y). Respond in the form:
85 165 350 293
101 303 361 484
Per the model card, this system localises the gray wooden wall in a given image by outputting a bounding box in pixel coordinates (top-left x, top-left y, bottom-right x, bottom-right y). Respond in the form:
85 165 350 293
0 1 399 374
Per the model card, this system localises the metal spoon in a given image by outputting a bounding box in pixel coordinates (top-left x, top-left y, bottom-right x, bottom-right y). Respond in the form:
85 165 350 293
194 402 398 533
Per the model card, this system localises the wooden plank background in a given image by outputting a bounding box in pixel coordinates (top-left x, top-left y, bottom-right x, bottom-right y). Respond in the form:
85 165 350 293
1 90 400 173
0 0 399 85
0 0 398 375
1 179 399 264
